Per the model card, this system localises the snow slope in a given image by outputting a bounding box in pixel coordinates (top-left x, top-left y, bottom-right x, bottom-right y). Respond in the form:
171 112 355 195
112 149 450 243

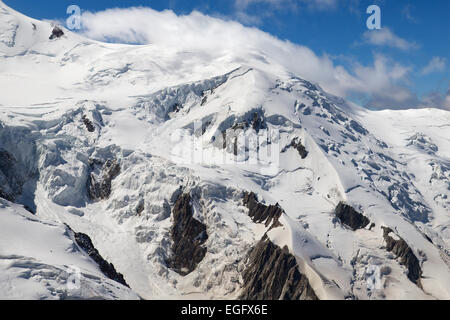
0 198 138 299
0 1 449 300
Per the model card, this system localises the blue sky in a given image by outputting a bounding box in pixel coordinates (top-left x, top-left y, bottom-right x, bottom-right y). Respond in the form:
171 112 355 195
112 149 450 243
4 0 449 109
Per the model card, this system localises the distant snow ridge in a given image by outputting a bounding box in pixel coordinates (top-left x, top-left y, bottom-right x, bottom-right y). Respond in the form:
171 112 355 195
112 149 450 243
0 1 449 300
0 5 18 47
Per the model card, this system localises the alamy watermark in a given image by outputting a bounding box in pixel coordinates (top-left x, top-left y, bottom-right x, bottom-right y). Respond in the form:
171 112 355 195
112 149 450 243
66 5 81 30
170 120 281 175
366 5 381 30
66 265 81 293
366 264 382 290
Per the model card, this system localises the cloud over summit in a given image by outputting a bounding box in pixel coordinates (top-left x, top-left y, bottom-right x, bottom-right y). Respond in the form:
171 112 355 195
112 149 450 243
362 27 419 51
78 6 444 110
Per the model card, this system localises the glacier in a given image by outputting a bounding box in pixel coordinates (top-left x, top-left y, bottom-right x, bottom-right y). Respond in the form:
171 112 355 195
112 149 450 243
0 1 449 300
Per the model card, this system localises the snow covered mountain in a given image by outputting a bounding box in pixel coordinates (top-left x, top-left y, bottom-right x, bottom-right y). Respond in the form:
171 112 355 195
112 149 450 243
0 1 449 300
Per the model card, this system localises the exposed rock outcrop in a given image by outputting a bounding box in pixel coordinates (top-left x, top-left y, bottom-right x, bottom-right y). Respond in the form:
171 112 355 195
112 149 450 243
167 193 208 276
0 189 13 202
72 229 129 287
240 193 317 299
171 103 182 113
0 148 23 202
283 138 308 159
243 192 283 229
240 235 318 300
87 159 121 201
382 227 422 285
82 115 95 132
219 111 267 155
135 199 145 215
49 26 64 40
334 202 370 231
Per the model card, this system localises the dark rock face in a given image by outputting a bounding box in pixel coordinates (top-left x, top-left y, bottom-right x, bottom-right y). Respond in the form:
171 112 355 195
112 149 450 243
167 193 208 276
219 111 267 155
0 141 37 211
243 192 283 229
171 103 182 113
291 138 308 159
87 159 121 201
0 149 23 202
241 193 317 300
334 202 370 231
136 200 145 215
0 189 14 202
73 231 129 287
49 26 64 40
250 112 264 132
82 115 95 132
349 120 368 135
382 227 422 285
240 236 318 300
282 138 308 159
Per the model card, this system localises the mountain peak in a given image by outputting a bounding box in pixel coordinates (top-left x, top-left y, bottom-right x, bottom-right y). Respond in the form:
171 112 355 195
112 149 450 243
0 3 74 57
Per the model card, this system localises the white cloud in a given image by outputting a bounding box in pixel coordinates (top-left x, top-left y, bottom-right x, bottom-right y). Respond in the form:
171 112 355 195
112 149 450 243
349 54 419 109
234 10 265 25
421 87 450 110
421 57 446 75
402 4 419 23
362 27 419 50
365 86 420 109
78 7 433 110
446 93 450 109
352 54 411 91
